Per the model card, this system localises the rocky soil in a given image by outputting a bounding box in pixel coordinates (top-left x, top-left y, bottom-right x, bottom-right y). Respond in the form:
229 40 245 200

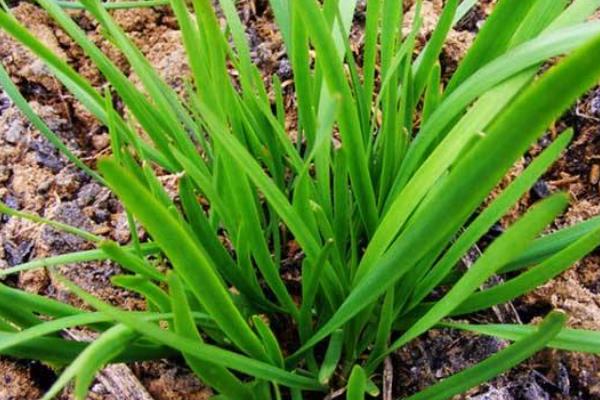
0 0 598 399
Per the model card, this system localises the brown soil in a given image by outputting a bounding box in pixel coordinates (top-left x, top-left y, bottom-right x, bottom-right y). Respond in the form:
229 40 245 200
0 1 598 399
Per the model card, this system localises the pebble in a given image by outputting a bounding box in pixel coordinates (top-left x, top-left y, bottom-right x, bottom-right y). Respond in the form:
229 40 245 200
30 138 64 172
589 89 600 117
5 118 24 144
0 94 11 116
54 169 82 199
532 180 551 199
3 240 34 266
36 179 53 194
91 133 110 150
0 166 10 184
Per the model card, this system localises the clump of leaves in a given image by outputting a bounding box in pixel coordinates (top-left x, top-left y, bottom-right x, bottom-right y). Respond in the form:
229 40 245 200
1 0 600 398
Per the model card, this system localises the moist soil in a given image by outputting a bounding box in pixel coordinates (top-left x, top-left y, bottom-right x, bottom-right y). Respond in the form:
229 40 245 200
0 1 599 399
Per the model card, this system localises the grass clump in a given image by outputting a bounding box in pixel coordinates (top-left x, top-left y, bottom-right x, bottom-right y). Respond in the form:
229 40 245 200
1 0 600 398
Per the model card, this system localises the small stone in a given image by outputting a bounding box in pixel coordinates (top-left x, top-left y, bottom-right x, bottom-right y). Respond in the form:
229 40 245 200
557 363 571 395
30 139 64 172
5 118 24 144
532 180 551 199
91 133 110 150
1 195 19 223
36 179 53 194
0 94 11 116
589 89 600 117
276 58 293 81
3 240 34 266
77 183 103 206
54 169 81 199
0 166 11 184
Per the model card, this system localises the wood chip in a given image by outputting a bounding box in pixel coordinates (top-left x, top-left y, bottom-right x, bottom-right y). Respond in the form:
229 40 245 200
65 330 155 400
590 164 600 185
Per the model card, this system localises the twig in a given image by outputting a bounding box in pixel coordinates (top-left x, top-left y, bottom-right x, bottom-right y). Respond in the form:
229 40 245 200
64 330 155 400
324 387 346 400
383 356 393 400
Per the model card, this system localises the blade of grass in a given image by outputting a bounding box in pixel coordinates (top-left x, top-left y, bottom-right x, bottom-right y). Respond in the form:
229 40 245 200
397 21 600 183
169 273 253 399
453 224 600 315
295 33 600 356
408 129 573 310
501 215 600 273
379 193 568 365
443 320 600 354
405 311 566 400
444 0 537 94
317 329 344 385
55 0 169 9
99 158 268 361
0 243 160 277
346 365 367 400
0 201 101 243
58 275 324 390
297 0 378 234
100 241 164 282
411 0 457 106
112 275 171 312
0 63 102 183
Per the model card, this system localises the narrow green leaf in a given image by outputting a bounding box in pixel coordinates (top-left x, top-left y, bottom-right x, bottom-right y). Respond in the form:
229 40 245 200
406 311 566 400
58 275 323 390
112 275 170 313
346 365 367 400
445 0 536 93
252 315 285 368
408 129 573 309
169 273 252 399
42 325 136 400
454 224 600 315
383 193 568 361
100 241 164 282
444 320 600 354
318 329 344 384
99 158 268 361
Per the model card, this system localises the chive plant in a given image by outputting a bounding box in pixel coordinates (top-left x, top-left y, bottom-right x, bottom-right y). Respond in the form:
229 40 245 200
1 0 600 398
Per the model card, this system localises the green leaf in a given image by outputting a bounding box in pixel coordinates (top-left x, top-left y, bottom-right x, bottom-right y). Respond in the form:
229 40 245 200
383 193 568 360
406 311 566 400
168 273 253 399
412 0 457 105
112 275 171 312
98 158 268 361
453 224 600 315
318 329 344 385
252 315 285 368
445 0 537 93
0 243 160 278
296 28 600 360
408 129 573 310
346 365 367 400
443 320 600 354
42 324 137 400
0 63 102 183
502 215 600 273
297 0 378 234
100 241 164 282
58 275 323 390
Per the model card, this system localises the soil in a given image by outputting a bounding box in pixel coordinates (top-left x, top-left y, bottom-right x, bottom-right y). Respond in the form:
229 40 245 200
0 0 598 399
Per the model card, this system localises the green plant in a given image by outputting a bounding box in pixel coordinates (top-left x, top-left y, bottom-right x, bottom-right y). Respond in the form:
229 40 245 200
1 0 600 398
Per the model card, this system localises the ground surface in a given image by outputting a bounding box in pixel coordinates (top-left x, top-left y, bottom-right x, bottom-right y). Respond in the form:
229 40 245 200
0 0 599 399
